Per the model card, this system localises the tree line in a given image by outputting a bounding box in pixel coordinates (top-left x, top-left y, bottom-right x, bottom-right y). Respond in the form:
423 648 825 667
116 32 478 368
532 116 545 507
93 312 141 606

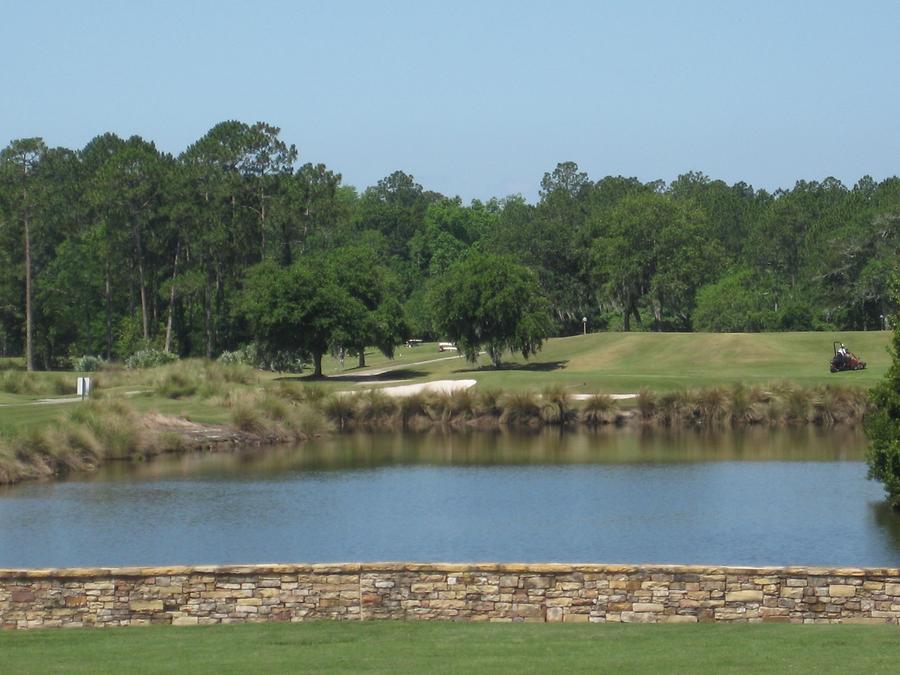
0 121 897 370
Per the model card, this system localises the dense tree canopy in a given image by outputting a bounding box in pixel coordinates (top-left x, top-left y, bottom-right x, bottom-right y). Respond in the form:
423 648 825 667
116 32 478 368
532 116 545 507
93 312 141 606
430 253 554 366
0 124 897 372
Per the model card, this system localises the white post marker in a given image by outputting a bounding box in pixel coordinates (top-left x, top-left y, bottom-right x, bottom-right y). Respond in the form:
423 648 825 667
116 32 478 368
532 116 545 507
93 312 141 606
76 377 92 400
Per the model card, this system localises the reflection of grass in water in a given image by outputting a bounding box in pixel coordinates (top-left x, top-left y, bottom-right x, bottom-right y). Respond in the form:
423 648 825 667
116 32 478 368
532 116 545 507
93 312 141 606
93 427 871 482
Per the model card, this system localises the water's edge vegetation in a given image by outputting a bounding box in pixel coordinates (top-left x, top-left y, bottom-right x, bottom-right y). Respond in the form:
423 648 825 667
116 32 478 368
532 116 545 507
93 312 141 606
0 360 871 486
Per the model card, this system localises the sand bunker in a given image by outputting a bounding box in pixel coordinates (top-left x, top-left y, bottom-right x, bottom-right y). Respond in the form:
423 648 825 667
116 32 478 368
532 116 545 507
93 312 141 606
376 379 477 397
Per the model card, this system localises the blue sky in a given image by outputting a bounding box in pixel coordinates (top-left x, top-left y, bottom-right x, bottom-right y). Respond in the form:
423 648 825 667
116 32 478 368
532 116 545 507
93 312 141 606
2 0 898 201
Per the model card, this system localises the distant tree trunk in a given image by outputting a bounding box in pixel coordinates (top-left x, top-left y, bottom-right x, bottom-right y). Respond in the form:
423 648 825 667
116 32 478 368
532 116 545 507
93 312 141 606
358 350 366 368
23 195 34 371
105 260 113 359
260 188 266 261
164 241 180 353
204 277 213 359
131 219 149 341
623 307 631 332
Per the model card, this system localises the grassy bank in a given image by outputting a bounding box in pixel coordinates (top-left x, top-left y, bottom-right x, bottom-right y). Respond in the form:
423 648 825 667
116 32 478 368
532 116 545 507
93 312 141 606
2 621 900 674
0 378 873 485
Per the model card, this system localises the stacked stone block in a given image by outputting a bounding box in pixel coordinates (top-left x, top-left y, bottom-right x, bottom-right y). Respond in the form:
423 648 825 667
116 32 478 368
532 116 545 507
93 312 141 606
2 563 899 629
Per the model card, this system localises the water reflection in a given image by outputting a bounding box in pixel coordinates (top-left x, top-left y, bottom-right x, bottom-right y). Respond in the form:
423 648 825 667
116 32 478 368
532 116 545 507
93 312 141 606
70 426 870 483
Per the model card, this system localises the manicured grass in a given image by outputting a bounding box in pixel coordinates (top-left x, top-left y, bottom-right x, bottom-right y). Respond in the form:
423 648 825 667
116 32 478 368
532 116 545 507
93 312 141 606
2 622 899 674
389 331 893 393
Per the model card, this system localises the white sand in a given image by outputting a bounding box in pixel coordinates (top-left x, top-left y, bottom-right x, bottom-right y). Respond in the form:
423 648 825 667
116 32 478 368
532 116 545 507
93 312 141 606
376 379 477 397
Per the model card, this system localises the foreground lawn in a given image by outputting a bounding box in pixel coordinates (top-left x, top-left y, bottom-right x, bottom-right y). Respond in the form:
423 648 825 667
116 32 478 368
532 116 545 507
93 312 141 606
2 621 899 674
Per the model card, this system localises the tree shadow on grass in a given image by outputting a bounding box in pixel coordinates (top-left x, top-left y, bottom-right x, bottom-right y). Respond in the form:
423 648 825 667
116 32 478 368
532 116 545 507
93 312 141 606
275 369 431 383
452 360 569 374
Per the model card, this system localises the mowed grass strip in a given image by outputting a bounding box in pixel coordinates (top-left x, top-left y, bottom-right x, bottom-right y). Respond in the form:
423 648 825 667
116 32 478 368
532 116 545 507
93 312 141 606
2 622 900 674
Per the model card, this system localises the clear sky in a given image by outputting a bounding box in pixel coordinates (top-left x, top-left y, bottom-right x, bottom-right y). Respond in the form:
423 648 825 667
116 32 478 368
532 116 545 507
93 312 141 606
2 0 898 201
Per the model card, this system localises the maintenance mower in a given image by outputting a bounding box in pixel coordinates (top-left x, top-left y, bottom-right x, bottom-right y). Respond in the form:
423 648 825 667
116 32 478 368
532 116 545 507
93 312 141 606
829 341 866 373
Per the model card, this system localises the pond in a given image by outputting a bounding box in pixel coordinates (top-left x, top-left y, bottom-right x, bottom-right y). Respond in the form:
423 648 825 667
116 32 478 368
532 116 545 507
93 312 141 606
1 428 898 569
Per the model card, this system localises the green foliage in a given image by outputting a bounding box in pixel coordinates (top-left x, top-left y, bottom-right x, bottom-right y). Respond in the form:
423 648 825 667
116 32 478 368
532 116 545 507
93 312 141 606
865 308 900 508
125 349 178 370
218 343 305 373
430 252 554 366
71 355 105 372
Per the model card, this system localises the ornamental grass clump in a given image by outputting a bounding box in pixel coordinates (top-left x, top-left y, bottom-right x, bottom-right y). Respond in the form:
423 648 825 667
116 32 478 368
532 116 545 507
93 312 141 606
782 387 812 424
812 385 869 426
581 394 617 426
539 385 574 425
655 391 689 427
397 392 434 428
694 386 729 425
355 390 397 427
499 390 541 426
726 384 766 425
68 399 145 458
473 388 503 418
156 370 198 399
322 394 357 430
445 388 475 423
0 438 28 484
636 388 657 421
228 391 268 434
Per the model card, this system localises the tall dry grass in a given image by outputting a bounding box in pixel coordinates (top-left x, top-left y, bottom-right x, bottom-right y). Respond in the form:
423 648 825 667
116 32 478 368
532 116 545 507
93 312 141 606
498 390 542 426
0 399 176 484
581 394 617 426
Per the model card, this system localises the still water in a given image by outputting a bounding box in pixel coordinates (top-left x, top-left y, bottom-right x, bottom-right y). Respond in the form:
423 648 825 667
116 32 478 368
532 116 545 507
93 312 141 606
1 428 898 568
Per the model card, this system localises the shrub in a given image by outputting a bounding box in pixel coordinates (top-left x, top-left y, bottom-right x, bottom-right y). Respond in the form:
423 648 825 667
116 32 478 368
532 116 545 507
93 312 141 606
72 355 105 372
125 349 178 369
219 343 305 373
218 343 258 366
865 318 900 509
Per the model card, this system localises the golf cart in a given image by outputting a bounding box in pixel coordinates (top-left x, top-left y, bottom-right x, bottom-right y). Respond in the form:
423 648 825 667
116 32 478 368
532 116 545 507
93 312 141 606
830 341 866 373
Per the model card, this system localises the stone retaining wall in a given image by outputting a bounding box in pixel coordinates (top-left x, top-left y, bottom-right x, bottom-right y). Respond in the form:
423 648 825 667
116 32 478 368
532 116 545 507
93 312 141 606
2 563 900 629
